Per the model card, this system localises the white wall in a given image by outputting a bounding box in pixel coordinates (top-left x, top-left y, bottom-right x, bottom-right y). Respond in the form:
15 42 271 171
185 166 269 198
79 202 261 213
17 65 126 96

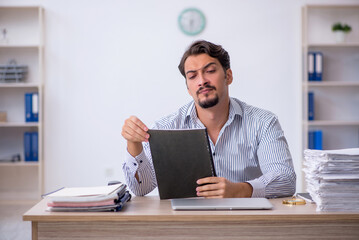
2 0 358 194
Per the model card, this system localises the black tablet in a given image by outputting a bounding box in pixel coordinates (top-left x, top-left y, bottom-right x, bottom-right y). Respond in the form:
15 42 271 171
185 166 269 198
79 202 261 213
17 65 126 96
148 129 216 200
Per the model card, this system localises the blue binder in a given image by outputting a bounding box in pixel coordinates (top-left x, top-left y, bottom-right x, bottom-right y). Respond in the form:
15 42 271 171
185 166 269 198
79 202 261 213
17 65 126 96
31 132 39 161
308 52 315 81
308 52 323 81
314 130 323 150
308 131 315 149
25 93 39 122
315 52 323 81
308 92 314 121
25 93 33 122
24 132 32 161
32 93 39 122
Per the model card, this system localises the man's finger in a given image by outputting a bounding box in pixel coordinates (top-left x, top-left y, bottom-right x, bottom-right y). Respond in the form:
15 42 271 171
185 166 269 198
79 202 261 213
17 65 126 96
197 177 221 185
130 116 148 132
126 120 149 140
196 183 219 192
122 129 147 143
196 189 223 198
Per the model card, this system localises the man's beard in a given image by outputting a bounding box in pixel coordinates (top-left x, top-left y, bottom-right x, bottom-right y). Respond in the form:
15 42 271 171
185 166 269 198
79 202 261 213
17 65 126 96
196 85 219 109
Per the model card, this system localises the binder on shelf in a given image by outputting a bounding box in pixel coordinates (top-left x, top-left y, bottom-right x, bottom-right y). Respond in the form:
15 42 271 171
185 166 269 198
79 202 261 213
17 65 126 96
308 130 323 150
308 52 315 81
315 52 323 81
25 93 32 122
308 92 314 121
31 132 38 161
314 130 323 150
308 51 323 81
24 132 32 161
32 93 39 122
24 131 39 162
25 93 39 122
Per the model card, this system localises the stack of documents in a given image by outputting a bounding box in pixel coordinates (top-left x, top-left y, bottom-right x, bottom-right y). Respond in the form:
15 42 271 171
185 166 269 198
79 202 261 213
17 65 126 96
44 183 131 212
303 148 359 211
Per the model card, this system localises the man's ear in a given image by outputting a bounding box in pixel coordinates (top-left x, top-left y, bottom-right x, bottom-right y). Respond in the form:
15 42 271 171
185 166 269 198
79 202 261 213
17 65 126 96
226 69 233 85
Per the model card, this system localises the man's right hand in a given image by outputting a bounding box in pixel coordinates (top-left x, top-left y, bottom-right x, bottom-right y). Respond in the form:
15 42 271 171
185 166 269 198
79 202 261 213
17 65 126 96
121 116 149 157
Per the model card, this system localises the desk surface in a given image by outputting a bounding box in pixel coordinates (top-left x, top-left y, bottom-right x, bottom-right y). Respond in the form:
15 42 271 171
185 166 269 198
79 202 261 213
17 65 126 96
23 196 359 223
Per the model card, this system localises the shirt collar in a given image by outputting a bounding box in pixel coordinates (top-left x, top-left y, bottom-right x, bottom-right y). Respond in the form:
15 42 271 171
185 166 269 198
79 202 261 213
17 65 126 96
229 97 243 119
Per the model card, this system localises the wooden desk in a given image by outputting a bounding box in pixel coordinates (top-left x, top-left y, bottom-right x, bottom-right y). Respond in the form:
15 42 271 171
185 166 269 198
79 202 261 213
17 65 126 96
23 196 359 240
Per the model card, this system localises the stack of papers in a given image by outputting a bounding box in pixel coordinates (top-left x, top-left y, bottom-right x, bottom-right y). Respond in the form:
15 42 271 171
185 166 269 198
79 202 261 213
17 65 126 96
44 183 131 212
303 148 359 211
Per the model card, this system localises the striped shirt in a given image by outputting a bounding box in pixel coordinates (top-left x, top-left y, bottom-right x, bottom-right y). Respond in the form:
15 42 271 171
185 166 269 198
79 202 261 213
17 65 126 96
122 97 296 198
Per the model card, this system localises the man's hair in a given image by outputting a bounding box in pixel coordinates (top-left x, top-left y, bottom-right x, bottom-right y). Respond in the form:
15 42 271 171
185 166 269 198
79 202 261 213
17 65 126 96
178 40 231 77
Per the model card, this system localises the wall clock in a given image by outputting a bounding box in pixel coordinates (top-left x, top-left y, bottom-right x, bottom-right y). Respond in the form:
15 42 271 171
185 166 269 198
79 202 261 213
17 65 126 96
178 8 206 36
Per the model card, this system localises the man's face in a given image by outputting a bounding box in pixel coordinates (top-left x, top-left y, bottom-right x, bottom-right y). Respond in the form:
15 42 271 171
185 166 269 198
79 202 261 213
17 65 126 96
184 53 232 109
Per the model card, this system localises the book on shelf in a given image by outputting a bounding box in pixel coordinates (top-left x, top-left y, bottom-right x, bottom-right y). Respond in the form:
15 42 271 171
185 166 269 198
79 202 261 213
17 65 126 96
25 92 39 122
308 51 322 81
43 183 131 212
24 132 38 162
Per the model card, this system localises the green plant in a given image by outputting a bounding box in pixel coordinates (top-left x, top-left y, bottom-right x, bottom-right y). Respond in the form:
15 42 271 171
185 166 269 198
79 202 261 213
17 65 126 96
332 22 352 33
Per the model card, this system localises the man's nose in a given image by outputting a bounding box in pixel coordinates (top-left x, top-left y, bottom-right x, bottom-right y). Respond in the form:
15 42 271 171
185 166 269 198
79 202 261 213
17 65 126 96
197 73 209 86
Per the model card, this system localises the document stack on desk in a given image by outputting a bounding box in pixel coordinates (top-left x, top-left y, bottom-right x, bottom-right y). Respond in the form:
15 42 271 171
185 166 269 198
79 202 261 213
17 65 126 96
44 183 131 212
303 148 359 211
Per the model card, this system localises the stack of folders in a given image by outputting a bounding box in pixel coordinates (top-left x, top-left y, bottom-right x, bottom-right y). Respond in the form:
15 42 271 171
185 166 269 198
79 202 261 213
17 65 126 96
44 183 131 212
303 148 359 211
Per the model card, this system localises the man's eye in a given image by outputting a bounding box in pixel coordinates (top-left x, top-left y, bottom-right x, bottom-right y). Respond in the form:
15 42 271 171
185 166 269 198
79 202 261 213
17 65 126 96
207 70 215 73
188 75 196 80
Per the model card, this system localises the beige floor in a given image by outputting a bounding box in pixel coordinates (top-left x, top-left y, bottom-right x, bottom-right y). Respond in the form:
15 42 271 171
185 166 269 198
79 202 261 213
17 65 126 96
0 200 36 240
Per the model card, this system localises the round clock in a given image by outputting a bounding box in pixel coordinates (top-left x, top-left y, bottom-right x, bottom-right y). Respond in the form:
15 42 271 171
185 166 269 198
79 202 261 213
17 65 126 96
178 8 206 36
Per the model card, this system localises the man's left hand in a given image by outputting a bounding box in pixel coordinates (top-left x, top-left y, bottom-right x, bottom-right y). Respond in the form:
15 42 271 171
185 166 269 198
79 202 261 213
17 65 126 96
196 177 253 198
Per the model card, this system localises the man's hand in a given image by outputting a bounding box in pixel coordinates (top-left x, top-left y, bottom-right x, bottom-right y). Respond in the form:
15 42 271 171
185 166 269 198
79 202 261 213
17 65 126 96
196 177 253 198
121 116 149 157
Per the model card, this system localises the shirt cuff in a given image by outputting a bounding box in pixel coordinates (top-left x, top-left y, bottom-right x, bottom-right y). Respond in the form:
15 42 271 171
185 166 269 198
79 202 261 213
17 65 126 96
246 179 266 198
125 149 147 173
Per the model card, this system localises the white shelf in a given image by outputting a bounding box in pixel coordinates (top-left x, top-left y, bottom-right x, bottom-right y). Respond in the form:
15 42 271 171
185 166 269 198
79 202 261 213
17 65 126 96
0 82 41 88
0 122 40 127
0 45 40 48
304 81 359 87
0 161 39 167
307 43 359 47
305 121 359 126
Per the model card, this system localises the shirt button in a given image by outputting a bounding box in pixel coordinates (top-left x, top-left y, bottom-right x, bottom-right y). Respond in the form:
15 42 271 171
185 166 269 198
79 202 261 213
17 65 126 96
140 160 143 163
133 163 137 166
213 152 216 156
139 181 142 184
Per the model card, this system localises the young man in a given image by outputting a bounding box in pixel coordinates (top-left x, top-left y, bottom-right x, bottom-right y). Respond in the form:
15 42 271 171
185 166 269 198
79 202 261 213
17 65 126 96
122 40 296 198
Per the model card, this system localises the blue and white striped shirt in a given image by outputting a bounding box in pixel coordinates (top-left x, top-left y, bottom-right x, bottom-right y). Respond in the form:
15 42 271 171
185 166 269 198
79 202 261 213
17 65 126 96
122 97 296 198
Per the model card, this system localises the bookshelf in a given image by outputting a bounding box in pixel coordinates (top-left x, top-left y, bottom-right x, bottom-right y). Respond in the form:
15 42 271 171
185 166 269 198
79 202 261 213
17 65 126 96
0 6 44 200
302 5 359 188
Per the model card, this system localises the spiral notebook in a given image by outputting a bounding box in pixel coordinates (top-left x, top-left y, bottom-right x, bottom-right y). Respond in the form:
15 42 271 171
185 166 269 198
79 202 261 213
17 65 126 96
148 129 216 200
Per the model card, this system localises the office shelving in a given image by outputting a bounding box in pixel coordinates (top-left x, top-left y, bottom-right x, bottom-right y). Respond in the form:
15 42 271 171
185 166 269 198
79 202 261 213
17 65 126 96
0 6 44 200
301 5 359 189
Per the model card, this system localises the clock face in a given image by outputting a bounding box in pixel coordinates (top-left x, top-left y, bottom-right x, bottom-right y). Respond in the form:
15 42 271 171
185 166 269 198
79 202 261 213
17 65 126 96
178 8 206 36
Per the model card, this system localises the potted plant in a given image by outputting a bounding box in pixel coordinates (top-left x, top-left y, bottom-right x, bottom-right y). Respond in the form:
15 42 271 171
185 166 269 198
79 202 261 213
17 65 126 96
332 22 352 43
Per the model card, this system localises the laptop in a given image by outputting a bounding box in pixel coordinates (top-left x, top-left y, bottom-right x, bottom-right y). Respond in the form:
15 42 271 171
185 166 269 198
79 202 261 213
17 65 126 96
171 198 273 210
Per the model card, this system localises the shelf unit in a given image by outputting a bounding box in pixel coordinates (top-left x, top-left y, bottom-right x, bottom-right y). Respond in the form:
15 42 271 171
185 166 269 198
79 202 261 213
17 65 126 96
0 6 44 200
301 5 359 188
